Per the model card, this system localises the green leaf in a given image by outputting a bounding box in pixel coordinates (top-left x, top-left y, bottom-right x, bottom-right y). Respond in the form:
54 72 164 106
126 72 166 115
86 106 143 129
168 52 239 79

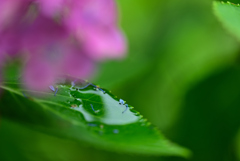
97 0 239 131
0 78 190 158
237 129 240 160
213 1 240 42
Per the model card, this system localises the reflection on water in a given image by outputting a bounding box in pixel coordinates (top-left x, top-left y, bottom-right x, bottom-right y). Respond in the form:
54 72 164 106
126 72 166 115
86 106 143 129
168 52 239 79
69 89 139 125
52 78 150 137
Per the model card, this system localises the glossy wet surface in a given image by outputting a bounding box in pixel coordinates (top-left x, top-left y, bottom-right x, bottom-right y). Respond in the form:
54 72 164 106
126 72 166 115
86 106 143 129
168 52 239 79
0 77 190 157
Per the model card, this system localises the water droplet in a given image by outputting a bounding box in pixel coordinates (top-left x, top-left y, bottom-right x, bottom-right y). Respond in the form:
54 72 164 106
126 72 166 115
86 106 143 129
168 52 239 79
71 81 75 87
87 123 98 127
113 129 119 134
66 81 139 125
71 104 77 108
119 99 124 105
94 110 100 113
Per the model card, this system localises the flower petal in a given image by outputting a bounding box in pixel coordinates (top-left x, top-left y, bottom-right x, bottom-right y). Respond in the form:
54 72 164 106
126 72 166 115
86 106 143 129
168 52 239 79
0 0 29 31
61 50 94 79
63 0 126 60
80 26 127 60
22 56 56 91
36 0 65 17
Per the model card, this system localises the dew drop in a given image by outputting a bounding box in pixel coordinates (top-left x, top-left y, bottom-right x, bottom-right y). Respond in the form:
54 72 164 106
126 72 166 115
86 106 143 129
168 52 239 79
88 123 98 127
71 104 77 108
113 129 119 134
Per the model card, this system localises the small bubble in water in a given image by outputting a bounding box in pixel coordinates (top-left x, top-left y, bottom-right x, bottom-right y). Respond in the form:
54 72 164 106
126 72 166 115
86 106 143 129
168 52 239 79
71 104 77 108
113 129 119 134
71 81 75 87
88 123 97 127
119 99 124 105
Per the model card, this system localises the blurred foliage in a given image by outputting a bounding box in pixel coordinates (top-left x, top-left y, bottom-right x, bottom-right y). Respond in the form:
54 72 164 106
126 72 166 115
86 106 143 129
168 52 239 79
96 0 239 130
237 129 240 160
1 0 240 161
93 0 240 160
0 118 174 161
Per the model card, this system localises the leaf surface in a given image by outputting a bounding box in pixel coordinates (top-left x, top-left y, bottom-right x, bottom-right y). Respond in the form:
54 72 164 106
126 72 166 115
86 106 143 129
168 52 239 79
214 1 240 42
0 78 190 158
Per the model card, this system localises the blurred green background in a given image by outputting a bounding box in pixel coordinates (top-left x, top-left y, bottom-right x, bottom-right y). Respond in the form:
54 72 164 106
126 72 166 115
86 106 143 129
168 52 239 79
1 0 240 160
93 0 240 160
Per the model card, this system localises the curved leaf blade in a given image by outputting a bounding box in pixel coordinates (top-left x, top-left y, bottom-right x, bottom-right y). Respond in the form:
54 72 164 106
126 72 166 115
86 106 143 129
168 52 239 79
0 78 190 158
213 1 240 42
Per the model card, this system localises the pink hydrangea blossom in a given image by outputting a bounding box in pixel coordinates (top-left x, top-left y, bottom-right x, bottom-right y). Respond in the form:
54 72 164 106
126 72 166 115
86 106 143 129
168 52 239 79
0 0 126 90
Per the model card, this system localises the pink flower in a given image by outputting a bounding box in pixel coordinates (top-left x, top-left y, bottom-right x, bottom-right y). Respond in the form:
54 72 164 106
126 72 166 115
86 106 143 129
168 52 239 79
0 0 126 90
